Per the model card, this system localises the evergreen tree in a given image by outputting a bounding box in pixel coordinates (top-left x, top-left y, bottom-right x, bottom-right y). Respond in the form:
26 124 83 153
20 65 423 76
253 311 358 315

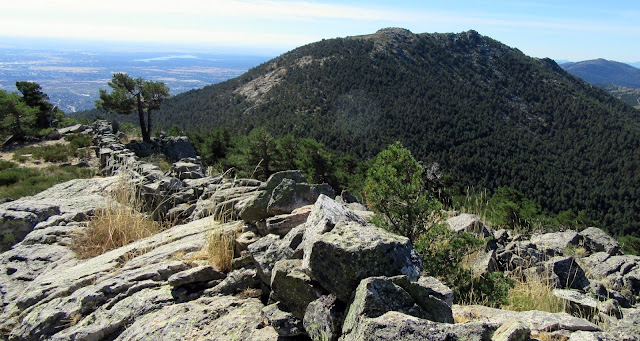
15 81 53 128
365 142 442 241
0 90 38 139
96 73 169 143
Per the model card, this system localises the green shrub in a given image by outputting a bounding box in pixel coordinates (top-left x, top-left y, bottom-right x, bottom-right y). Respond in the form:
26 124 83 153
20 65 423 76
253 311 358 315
11 144 75 163
57 117 80 127
0 160 16 171
0 165 93 199
413 224 514 306
619 235 640 256
65 133 93 149
365 142 442 242
37 144 72 162
457 272 515 307
0 169 22 186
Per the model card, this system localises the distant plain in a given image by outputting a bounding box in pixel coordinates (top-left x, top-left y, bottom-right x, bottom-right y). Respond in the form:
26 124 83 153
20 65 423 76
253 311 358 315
0 47 270 112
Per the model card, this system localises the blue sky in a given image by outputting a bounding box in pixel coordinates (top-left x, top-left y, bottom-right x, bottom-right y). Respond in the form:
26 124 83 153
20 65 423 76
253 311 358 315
1 0 639 61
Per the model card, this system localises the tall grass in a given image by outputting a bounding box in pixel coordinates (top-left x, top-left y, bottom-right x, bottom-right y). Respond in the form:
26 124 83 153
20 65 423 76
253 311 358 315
204 226 236 273
201 169 239 273
71 177 163 259
502 275 565 313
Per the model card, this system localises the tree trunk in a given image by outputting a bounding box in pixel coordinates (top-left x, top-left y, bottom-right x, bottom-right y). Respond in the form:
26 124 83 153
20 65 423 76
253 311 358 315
136 93 149 142
147 108 152 141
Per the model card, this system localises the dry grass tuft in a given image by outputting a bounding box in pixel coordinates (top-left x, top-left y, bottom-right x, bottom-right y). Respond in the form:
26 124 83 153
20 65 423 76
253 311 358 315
71 177 163 259
204 225 236 273
502 275 565 313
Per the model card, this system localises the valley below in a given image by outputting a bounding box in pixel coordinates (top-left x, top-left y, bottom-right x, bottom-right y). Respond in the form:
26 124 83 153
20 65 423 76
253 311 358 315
0 48 269 112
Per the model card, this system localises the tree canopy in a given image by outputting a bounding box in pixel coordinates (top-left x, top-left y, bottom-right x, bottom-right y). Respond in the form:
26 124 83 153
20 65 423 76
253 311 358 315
15 81 53 129
365 142 442 242
96 73 169 142
0 90 38 139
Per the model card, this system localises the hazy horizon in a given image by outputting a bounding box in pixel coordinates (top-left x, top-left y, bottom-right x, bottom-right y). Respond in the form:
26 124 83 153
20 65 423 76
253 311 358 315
2 1 640 62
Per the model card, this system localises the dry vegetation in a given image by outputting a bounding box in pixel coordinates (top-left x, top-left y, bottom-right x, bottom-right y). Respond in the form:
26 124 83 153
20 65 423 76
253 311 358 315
204 226 236 273
71 177 164 259
503 275 566 313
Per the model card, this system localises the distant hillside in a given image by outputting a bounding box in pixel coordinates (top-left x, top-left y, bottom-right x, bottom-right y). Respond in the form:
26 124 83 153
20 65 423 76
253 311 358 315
149 28 640 236
599 85 640 109
560 59 640 88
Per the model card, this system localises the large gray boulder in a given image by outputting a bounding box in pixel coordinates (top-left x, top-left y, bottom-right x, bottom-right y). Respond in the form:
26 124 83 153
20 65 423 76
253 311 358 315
3 217 218 340
307 221 422 302
342 276 453 335
268 178 334 216
262 302 306 337
530 230 581 257
265 205 312 237
204 268 260 296
301 194 366 269
270 259 324 319
545 256 590 290
238 170 305 222
239 170 334 223
341 311 491 341
446 213 491 238
452 305 601 333
114 296 278 340
568 331 621 341
0 177 117 251
491 319 531 341
580 227 621 255
552 289 600 319
303 295 346 341
168 160 205 180
247 225 305 285
607 307 640 341
156 136 197 162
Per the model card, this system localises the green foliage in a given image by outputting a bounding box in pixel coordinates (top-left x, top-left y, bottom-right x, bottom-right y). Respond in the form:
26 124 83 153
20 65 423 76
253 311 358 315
460 272 515 307
57 116 81 128
0 160 16 171
11 142 87 163
292 137 336 185
188 127 232 167
365 142 441 241
15 81 54 129
96 73 169 142
485 187 541 232
415 224 483 279
618 235 640 256
165 124 184 136
414 224 511 306
64 133 93 149
0 164 93 199
0 89 38 138
0 168 22 186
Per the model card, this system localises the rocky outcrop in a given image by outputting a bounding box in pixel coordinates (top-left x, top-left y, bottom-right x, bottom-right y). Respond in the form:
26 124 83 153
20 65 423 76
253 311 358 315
307 221 422 302
0 177 117 251
239 170 335 222
1 122 638 340
580 226 621 255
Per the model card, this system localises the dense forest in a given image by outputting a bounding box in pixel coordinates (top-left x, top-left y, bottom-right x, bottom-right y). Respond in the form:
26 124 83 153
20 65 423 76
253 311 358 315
82 28 640 237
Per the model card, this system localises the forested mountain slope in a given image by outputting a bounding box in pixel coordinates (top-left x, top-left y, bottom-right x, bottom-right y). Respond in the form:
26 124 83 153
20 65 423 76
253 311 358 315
156 28 640 236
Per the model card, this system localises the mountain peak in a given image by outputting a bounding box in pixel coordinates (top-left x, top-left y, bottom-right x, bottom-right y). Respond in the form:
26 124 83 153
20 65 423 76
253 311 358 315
374 27 414 36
